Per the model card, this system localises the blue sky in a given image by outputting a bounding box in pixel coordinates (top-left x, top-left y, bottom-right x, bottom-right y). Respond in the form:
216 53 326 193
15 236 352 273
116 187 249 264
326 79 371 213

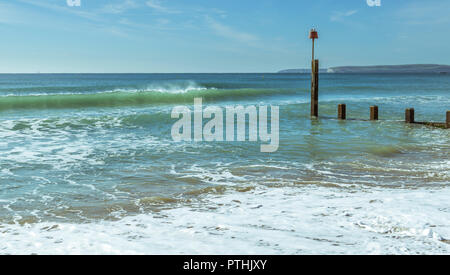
0 0 449 73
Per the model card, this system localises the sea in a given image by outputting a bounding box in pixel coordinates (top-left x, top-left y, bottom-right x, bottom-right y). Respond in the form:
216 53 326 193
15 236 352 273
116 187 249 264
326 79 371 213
0 73 449 254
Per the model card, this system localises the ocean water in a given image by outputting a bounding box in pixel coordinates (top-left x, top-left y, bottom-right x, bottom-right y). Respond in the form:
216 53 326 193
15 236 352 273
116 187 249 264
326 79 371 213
0 73 449 255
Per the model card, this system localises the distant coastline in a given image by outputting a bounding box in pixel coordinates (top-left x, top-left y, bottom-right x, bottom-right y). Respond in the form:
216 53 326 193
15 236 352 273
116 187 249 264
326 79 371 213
278 64 450 74
277 68 329 74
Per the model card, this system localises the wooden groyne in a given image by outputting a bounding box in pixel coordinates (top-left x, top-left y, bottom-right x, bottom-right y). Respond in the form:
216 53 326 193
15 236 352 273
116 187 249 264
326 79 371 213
338 104 346 120
308 29 449 129
311 59 319 117
331 105 449 129
370 106 378 121
310 28 319 118
404 109 449 129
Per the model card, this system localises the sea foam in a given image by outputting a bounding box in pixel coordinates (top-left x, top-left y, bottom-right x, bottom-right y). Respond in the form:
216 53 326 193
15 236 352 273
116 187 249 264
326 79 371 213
1 185 450 255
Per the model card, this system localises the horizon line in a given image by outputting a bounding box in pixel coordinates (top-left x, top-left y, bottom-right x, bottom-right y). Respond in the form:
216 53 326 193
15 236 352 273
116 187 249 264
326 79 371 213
1 64 448 74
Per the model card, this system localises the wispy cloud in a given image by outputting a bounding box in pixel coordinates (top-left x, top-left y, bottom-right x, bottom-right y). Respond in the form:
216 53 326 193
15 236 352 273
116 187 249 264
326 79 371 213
206 17 259 44
102 0 138 14
118 17 179 32
397 1 450 25
13 0 255 43
14 0 133 37
0 2 25 25
17 0 101 21
195 7 228 19
330 10 358 22
146 0 180 14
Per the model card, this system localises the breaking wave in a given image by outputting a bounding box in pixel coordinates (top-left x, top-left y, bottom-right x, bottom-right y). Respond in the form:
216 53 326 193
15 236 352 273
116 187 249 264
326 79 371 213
0 86 296 111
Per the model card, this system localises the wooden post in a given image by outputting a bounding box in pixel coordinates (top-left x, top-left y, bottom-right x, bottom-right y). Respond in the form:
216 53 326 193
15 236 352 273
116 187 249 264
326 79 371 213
370 106 379 120
446 111 450 129
338 104 346 120
405 108 415 123
311 59 319 117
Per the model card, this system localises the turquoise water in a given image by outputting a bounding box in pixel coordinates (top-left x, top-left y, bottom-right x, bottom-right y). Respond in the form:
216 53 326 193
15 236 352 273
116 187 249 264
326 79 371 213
0 73 449 254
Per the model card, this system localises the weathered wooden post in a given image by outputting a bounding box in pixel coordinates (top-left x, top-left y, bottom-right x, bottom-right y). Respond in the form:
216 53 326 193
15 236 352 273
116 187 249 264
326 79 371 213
446 111 450 129
370 106 379 120
405 108 415 123
310 29 319 117
338 104 346 120
311 60 319 117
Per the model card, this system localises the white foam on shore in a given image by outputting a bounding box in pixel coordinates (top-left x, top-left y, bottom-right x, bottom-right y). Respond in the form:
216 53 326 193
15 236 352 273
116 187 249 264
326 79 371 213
1 185 450 255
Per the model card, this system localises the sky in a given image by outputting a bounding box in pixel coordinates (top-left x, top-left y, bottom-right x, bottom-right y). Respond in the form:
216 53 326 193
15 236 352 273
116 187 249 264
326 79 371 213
0 0 449 73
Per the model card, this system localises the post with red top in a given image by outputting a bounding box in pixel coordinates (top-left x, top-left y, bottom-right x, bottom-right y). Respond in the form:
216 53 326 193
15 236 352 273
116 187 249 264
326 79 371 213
310 29 319 117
